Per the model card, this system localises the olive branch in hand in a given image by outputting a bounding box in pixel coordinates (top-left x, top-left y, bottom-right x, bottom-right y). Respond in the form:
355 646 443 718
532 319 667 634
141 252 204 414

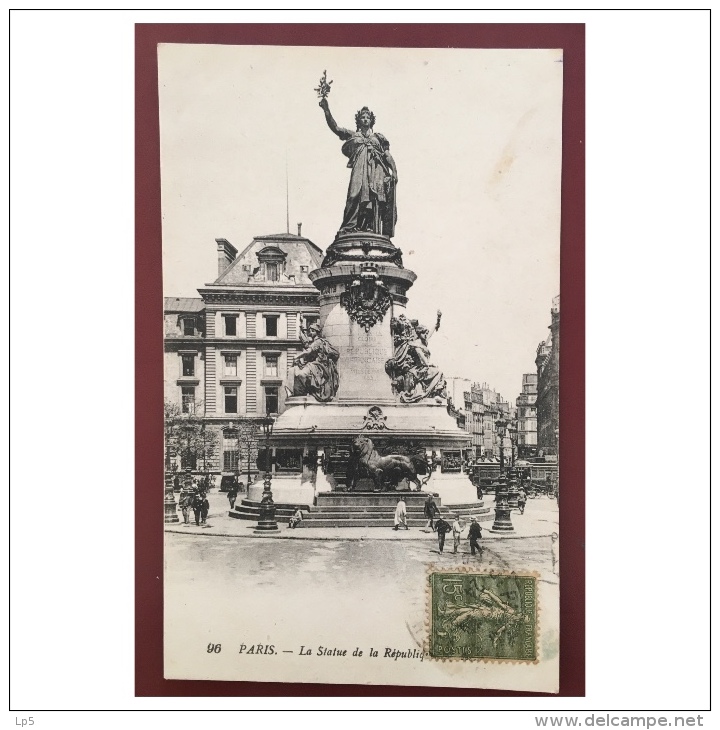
314 70 333 99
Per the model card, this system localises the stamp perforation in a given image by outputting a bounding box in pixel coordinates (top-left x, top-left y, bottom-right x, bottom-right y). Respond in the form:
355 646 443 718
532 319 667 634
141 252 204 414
425 566 541 665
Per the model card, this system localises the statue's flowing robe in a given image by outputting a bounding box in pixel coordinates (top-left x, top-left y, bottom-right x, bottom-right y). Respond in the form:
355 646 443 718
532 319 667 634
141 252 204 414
337 128 397 237
294 337 340 402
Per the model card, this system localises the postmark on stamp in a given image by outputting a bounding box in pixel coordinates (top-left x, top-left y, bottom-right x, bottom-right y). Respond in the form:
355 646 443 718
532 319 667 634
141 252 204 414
427 569 538 662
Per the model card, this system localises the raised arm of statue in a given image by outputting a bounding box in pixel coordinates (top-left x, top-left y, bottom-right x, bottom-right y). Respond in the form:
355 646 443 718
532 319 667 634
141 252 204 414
319 98 351 141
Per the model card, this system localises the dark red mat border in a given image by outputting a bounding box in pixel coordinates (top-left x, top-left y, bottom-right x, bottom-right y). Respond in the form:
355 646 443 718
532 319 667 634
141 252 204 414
135 22 585 699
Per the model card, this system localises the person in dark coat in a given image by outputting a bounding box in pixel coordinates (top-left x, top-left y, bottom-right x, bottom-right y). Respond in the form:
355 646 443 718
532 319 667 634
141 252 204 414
468 517 483 556
191 492 204 526
199 492 209 524
434 518 452 554
227 484 239 510
424 494 439 531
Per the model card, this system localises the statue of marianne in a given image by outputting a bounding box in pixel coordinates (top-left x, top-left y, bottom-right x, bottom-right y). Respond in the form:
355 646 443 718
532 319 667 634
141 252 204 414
319 97 398 238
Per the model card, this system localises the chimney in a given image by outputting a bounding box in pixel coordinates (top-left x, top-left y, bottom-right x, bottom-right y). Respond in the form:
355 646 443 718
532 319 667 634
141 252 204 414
216 238 238 276
297 223 302 237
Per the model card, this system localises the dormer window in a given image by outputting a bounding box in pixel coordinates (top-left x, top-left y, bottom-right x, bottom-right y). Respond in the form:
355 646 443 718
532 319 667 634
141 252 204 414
183 318 195 336
256 245 287 282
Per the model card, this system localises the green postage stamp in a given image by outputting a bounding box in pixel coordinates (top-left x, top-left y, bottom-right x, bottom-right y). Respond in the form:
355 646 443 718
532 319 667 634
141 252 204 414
427 569 538 662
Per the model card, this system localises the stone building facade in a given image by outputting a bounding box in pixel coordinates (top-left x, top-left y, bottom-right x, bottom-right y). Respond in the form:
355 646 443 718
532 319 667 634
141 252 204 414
164 231 323 477
535 295 560 456
446 378 514 461
515 373 538 459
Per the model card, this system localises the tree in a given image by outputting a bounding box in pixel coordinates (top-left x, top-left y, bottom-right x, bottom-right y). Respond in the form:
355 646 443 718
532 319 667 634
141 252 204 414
234 418 262 484
164 399 220 476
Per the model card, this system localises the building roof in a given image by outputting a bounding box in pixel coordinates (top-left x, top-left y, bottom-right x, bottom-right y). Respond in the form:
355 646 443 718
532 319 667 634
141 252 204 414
211 233 324 288
164 297 205 313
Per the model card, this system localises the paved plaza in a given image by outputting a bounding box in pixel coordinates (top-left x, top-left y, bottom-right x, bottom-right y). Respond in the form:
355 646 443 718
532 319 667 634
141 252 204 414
164 489 559 687
165 488 559 542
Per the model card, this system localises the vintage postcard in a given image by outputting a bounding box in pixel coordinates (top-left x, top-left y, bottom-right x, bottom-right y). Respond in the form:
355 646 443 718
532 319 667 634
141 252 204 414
159 43 562 692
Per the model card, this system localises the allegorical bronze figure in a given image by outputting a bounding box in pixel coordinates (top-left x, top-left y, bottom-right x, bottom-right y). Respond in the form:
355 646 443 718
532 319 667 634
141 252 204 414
316 71 398 238
385 313 447 402
291 322 340 402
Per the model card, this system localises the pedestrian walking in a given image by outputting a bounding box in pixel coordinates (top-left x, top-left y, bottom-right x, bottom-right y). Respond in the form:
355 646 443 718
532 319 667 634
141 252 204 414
452 515 463 554
468 517 483 556
434 517 452 553
424 494 439 531
517 487 527 515
191 492 203 526
227 484 238 510
393 497 409 530
200 492 209 524
179 493 191 524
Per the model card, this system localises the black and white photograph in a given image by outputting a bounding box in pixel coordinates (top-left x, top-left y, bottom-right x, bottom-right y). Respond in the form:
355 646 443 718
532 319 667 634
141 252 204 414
11 10 712 717
160 43 563 692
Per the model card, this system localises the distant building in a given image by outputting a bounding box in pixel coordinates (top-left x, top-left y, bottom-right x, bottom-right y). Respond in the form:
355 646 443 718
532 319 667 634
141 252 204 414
164 230 323 475
515 373 538 459
536 295 560 456
445 378 513 461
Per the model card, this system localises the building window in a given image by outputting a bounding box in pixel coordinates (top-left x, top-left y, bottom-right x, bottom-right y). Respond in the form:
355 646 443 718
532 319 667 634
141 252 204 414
182 318 195 336
224 386 238 414
265 316 278 337
181 354 195 377
224 354 238 377
303 315 319 329
223 449 240 471
264 355 279 377
222 431 239 472
181 386 195 414
300 265 309 273
266 263 279 281
224 315 237 337
265 386 279 414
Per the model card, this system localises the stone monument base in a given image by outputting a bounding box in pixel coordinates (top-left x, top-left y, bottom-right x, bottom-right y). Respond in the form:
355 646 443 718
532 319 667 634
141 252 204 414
424 471 480 506
248 475 315 507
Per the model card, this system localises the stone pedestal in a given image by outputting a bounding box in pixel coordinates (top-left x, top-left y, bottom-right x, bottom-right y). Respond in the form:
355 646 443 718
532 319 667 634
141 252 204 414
253 475 279 533
268 232 476 515
164 473 179 524
508 480 520 508
490 484 515 533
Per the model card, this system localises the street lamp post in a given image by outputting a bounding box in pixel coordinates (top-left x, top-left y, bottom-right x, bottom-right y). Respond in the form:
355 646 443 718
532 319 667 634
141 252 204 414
164 471 179 523
180 421 195 498
509 424 517 470
164 420 179 523
227 421 240 512
507 423 520 508
254 411 279 533
490 417 514 532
